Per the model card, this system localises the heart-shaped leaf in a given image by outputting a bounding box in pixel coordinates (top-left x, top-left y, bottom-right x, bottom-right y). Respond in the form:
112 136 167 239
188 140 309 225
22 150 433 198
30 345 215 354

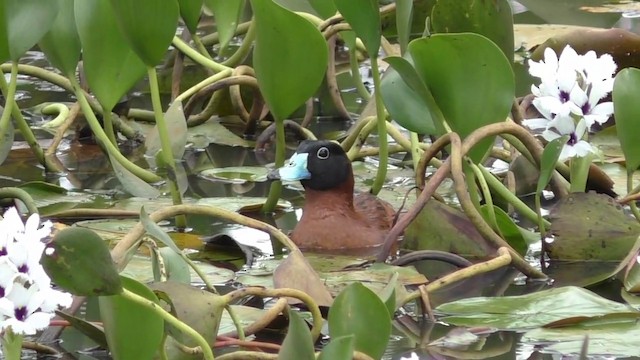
179 0 203 34
0 0 59 62
39 0 81 77
203 0 245 54
278 311 316 360
334 0 380 57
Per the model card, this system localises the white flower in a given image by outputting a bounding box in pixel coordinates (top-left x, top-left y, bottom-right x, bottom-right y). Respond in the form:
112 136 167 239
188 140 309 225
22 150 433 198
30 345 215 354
542 116 594 161
0 283 54 335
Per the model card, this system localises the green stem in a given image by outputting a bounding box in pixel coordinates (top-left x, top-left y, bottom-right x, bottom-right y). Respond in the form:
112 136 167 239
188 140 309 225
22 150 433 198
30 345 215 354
0 63 49 168
172 36 231 73
262 120 285 212
147 67 186 228
409 132 421 171
221 18 256 68
535 191 546 249
1 329 23 360
349 47 371 101
0 187 38 214
192 33 214 60
122 289 214 360
175 69 233 104
470 162 497 231
628 171 640 221
478 166 551 228
69 76 162 183
102 107 116 145
369 56 388 195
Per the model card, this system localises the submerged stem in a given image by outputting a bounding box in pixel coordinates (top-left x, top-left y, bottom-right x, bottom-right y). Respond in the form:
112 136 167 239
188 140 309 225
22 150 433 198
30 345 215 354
369 57 388 195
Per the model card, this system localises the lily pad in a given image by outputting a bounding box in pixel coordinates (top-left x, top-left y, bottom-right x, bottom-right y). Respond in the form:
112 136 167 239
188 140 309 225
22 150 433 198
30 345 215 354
547 192 640 261
199 166 269 183
436 286 635 329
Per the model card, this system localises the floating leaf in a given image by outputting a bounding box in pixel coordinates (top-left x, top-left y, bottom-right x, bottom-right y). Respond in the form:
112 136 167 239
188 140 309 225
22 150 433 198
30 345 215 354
38 0 80 77
613 67 640 173
278 311 316 360
437 286 634 329
548 192 640 261
99 276 164 360
408 33 514 162
250 0 328 121
42 227 122 296
328 283 391 359
108 0 179 66
75 0 147 112
199 166 269 183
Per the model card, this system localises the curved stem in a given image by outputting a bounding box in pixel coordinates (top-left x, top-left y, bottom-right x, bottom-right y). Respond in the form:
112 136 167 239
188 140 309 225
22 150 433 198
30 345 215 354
262 119 285 213
369 56 388 195
175 69 233 104
0 187 39 215
221 18 256 68
69 76 162 183
172 36 231 73
122 289 214 360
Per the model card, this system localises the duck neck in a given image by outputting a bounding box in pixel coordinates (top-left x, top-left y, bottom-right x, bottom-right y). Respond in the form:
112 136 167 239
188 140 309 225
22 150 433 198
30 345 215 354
302 168 355 212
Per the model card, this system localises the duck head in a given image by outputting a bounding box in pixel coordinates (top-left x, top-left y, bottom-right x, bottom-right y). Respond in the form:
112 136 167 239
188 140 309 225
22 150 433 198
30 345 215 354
267 140 352 191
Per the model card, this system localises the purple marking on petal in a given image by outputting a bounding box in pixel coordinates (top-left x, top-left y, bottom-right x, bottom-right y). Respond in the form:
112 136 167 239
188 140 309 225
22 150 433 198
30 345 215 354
0 247 6 256
0 286 4 298
582 102 591 115
18 264 28 273
15 306 27 321
568 132 578 146
560 91 570 103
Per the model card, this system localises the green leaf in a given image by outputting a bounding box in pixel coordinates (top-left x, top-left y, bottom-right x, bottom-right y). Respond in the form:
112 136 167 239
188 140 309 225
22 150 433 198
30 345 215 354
307 0 336 18
408 33 514 162
99 276 164 360
250 0 328 121
479 205 527 255
41 227 122 296
613 67 640 173
179 0 203 34
56 310 108 349
333 0 380 57
431 0 514 62
108 0 180 66
203 0 245 54
140 206 182 254
395 0 412 54
38 0 80 77
318 335 355 360
108 153 161 198
0 0 59 62
382 56 441 135
75 0 147 113
437 286 635 329
144 100 188 160
328 283 391 359
378 272 398 316
537 135 569 193
278 311 316 360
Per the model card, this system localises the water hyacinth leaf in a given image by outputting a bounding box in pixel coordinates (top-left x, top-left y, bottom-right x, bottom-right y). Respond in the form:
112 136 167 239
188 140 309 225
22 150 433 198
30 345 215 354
150 281 226 346
431 0 514 62
378 272 398 316
99 276 164 360
334 0 381 57
395 0 413 54
152 247 191 284
108 153 160 198
307 0 336 18
537 135 569 194
250 0 328 121
318 335 355 360
179 0 203 34
0 119 14 165
328 283 391 359
108 0 179 67
55 310 108 349
436 286 634 329
479 205 527 255
613 67 640 172
41 227 122 296
140 206 182 254
547 192 640 261
624 259 640 293
75 0 147 113
382 56 441 135
278 311 316 360
203 0 245 54
38 0 80 77
409 33 514 162
0 0 59 62
145 100 188 159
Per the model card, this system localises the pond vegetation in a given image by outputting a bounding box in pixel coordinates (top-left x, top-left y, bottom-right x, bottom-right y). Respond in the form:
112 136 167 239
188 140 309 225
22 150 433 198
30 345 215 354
2 0 640 359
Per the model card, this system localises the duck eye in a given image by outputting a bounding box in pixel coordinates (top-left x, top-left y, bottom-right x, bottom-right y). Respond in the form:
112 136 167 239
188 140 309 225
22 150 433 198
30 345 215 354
316 147 330 159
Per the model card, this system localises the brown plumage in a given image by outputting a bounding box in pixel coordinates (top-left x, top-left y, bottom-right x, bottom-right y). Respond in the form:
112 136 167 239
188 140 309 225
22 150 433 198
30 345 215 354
269 140 396 255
